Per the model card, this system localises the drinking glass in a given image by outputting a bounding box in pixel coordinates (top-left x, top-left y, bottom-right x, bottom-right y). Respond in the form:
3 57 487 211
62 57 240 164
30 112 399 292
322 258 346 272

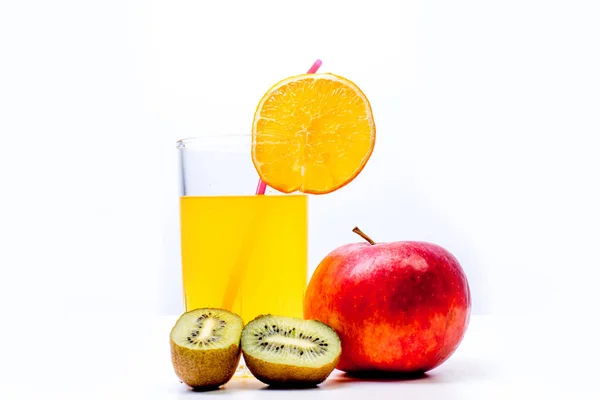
176 134 308 349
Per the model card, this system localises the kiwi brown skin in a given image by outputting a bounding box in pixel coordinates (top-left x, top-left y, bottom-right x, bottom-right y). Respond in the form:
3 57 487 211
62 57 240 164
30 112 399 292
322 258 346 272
242 351 340 387
170 340 241 390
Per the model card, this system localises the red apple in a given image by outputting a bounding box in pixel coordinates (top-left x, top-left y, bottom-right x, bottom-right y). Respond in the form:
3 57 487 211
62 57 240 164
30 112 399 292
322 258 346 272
304 227 471 374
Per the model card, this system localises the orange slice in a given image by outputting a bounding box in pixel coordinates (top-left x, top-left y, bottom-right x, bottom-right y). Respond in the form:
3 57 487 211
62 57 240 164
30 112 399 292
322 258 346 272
251 73 376 194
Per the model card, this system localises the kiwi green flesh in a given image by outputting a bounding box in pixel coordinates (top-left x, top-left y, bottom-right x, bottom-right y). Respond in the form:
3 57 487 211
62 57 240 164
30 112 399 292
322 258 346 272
170 308 243 350
241 315 341 370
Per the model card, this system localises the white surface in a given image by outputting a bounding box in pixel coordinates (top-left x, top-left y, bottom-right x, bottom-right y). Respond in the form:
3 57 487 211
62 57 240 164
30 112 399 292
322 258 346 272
1 315 597 399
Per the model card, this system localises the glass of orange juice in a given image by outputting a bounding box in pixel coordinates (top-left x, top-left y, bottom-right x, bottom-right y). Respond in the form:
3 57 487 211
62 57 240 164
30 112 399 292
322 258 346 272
176 135 308 326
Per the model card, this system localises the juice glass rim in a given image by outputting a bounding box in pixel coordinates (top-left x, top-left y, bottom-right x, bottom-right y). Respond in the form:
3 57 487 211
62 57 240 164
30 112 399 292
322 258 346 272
176 135 251 150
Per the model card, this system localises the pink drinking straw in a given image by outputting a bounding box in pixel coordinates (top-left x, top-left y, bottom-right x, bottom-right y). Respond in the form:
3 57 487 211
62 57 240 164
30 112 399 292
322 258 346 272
255 59 323 195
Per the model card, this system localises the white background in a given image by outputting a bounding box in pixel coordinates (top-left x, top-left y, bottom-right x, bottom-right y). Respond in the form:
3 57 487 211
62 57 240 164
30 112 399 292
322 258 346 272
2 0 600 324
2 1 600 398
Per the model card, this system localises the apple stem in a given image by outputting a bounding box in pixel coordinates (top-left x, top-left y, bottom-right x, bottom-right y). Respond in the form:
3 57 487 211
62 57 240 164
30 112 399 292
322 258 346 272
352 227 376 245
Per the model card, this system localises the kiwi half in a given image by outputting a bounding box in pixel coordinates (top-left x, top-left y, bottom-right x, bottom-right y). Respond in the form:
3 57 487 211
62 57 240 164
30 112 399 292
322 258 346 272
241 315 341 387
170 308 243 390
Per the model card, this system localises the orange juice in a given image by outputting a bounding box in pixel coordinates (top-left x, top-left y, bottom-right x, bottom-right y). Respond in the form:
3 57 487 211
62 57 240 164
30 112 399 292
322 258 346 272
180 195 307 323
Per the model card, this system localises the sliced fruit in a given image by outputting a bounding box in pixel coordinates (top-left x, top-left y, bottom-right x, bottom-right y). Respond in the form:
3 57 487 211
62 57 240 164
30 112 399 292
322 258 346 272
170 308 243 390
241 314 342 387
252 73 376 194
